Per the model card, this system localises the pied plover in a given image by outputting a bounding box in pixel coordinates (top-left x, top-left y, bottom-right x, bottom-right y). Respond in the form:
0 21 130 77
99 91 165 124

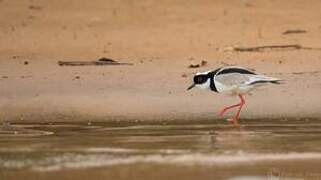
187 66 281 126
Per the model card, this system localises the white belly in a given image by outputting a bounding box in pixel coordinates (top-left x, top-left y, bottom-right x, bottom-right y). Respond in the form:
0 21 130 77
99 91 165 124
215 81 254 95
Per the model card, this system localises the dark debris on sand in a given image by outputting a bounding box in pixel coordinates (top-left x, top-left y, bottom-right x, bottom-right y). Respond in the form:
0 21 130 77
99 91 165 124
58 57 133 66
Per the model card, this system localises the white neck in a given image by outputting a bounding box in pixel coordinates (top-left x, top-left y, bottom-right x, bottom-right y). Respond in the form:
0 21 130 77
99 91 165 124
196 79 211 90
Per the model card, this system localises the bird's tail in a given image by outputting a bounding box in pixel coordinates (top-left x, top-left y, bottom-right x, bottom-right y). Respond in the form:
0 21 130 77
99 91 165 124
270 80 283 84
248 75 283 85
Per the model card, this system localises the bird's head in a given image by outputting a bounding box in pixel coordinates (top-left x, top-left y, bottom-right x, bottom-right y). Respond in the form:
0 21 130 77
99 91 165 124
187 71 211 91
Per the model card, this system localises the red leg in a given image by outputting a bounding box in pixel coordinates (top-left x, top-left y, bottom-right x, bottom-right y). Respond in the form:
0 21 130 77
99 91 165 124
219 95 245 127
230 95 245 126
218 95 244 116
235 95 245 120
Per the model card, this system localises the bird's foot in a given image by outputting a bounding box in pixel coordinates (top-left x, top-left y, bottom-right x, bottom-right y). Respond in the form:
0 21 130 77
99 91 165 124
218 110 225 117
227 118 240 128
218 109 229 117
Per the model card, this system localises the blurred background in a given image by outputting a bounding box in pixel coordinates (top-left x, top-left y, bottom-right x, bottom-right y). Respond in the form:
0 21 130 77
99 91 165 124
1 1 321 179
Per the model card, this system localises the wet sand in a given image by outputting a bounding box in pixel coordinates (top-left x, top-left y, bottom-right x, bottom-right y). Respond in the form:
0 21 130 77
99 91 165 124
1 119 321 180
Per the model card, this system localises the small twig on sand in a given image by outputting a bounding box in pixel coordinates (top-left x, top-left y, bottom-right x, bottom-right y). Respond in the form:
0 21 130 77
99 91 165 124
292 71 320 75
58 57 133 66
231 44 321 52
282 29 307 35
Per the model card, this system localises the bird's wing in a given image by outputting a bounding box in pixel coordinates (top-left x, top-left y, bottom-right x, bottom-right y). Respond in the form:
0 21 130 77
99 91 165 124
214 66 281 90
216 66 256 76
214 73 252 87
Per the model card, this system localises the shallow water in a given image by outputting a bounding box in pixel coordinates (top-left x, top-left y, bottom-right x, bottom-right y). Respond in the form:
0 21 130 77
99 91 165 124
1 119 321 180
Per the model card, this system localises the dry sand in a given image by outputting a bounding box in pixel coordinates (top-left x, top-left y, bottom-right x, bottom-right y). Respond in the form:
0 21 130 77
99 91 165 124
0 0 321 122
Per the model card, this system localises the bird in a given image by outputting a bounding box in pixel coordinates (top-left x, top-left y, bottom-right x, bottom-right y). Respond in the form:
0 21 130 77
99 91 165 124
187 66 281 126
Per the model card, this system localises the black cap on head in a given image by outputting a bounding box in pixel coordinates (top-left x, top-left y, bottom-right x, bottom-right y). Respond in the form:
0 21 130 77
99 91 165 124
193 74 208 84
187 74 210 90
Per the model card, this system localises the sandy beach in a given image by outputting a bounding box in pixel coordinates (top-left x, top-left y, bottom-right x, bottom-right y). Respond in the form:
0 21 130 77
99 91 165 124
1 0 321 122
1 1 321 179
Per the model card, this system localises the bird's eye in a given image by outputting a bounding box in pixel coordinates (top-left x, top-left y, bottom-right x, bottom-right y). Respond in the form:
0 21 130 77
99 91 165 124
196 76 205 83
194 75 207 84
